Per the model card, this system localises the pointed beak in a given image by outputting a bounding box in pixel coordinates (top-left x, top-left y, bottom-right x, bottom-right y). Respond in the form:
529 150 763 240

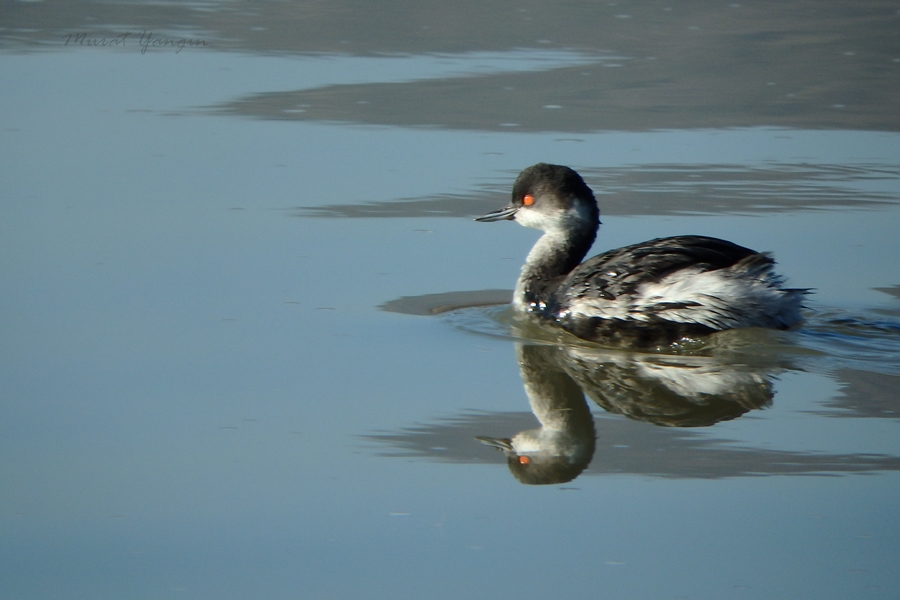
475 205 518 222
476 436 516 455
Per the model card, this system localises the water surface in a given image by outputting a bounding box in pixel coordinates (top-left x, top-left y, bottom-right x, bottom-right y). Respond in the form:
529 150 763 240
2 2 899 599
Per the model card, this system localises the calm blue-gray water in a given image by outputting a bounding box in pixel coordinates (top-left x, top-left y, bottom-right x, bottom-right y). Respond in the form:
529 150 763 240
2 2 899 599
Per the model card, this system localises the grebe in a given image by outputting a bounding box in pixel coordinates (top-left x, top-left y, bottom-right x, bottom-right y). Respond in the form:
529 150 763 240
476 163 806 345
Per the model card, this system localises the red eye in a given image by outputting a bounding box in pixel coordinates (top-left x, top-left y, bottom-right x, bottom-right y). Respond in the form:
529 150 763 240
518 455 531 465
522 194 535 206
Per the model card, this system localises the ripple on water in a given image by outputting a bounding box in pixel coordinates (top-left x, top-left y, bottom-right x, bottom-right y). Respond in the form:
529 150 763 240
439 301 900 376
380 286 900 374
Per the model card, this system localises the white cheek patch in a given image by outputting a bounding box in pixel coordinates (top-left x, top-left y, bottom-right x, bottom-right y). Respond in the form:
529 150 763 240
516 199 597 233
514 208 546 230
510 434 544 453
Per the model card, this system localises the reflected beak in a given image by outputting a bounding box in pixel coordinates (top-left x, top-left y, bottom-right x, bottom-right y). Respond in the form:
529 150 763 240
476 436 515 455
475 205 519 222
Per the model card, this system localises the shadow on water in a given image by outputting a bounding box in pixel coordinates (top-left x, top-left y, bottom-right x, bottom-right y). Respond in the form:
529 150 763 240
371 288 900 484
295 162 900 219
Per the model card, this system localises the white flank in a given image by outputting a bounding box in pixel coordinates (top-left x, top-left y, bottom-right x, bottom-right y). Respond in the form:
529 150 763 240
566 264 802 330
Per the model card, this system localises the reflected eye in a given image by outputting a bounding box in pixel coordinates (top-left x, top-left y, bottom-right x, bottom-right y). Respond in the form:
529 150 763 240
517 455 531 465
522 194 535 206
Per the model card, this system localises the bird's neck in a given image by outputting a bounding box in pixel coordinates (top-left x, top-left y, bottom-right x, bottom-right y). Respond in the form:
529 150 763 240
513 227 596 312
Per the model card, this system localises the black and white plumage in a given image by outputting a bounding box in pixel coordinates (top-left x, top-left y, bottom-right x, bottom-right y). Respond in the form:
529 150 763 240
476 163 807 345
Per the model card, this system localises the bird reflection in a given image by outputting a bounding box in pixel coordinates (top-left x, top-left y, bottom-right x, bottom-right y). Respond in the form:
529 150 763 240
478 344 597 485
478 343 776 485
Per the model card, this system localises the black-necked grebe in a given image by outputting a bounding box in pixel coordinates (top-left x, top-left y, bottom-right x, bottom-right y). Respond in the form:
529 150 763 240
476 163 807 345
